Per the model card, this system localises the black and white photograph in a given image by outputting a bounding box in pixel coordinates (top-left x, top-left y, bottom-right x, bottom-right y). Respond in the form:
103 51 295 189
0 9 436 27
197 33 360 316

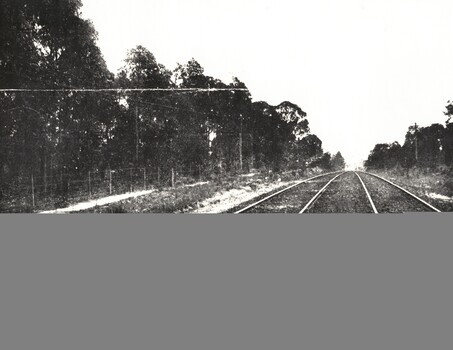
2 0 453 214
3 3 453 350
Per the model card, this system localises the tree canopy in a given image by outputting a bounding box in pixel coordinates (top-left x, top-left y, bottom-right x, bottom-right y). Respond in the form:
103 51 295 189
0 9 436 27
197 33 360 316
365 110 453 171
1 0 341 196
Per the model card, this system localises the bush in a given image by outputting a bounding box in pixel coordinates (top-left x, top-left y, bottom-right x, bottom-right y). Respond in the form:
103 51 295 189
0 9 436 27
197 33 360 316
107 204 127 213
443 178 453 196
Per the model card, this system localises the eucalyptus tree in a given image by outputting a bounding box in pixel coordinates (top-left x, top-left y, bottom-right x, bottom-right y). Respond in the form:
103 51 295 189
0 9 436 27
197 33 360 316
1 0 114 190
114 46 174 169
331 152 346 170
173 59 216 170
443 101 453 166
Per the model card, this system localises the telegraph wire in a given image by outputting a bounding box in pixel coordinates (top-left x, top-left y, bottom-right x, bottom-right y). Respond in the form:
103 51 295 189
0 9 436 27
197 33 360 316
0 87 248 93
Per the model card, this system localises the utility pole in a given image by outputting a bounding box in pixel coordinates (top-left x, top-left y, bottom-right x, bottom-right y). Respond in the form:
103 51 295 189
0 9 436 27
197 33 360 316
135 106 139 164
247 133 254 170
239 114 243 172
31 174 35 208
414 123 419 162
207 84 211 154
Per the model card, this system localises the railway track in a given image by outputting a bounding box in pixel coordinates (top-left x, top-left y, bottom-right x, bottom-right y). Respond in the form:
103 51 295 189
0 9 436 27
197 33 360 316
357 171 441 213
234 171 441 214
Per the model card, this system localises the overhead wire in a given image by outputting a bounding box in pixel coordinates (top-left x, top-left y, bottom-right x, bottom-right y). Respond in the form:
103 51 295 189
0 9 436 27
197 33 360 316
2 75 247 118
0 87 248 93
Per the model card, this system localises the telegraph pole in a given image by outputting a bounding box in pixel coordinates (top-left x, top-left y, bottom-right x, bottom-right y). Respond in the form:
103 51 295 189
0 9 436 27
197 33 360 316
135 106 139 164
239 114 243 172
414 123 418 162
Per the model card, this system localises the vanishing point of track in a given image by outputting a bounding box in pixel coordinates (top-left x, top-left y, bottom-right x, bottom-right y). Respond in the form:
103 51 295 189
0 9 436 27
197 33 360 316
234 171 441 214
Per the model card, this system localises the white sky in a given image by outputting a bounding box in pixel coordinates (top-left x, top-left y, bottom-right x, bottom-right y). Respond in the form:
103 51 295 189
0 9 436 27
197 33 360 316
81 0 453 167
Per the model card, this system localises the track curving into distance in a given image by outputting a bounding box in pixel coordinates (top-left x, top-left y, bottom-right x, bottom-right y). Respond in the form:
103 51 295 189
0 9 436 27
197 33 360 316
298 172 346 213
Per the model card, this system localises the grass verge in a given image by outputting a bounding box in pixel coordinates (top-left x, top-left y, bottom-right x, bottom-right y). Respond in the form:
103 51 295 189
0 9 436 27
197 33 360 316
79 170 306 214
367 168 453 212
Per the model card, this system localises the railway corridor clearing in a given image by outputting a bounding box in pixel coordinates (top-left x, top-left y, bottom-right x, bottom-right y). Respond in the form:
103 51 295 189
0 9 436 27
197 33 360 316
235 171 441 214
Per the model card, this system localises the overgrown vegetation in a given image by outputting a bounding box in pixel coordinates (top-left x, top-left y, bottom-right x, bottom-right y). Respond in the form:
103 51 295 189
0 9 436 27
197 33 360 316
81 171 302 214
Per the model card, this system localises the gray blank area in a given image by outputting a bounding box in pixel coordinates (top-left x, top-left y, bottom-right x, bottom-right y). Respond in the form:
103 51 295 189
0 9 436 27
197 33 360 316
1 215 452 350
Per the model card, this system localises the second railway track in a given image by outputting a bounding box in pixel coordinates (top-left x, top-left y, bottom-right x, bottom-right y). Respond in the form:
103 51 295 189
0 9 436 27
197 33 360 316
234 171 343 214
358 172 441 213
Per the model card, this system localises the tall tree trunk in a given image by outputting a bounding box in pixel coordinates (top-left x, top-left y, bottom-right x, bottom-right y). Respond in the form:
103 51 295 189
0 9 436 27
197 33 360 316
43 150 47 194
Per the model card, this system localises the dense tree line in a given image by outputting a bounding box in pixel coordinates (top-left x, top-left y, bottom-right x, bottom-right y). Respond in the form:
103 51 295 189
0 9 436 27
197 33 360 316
365 103 453 171
1 0 342 195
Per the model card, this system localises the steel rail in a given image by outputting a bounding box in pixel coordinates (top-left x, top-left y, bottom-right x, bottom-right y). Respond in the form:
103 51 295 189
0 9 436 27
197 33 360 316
360 171 441 213
353 172 378 214
234 171 341 214
299 172 346 214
